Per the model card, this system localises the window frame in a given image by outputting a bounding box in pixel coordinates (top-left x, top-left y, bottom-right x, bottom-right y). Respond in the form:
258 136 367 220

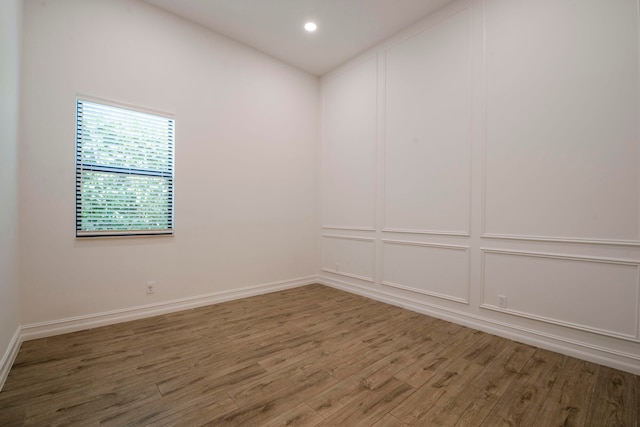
75 96 175 238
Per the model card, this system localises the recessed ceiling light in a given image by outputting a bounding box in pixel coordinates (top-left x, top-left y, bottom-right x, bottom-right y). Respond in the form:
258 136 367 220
304 22 317 32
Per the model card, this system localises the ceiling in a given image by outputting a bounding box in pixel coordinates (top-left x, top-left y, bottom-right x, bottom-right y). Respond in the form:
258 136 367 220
143 0 454 76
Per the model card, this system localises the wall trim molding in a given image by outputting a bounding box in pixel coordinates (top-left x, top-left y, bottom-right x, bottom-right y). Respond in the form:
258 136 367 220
0 326 22 392
480 248 640 342
481 232 640 247
321 234 377 283
479 303 640 343
381 238 470 303
381 238 469 250
321 54 378 233
382 228 470 237
322 226 376 232
381 281 468 304
321 234 376 242
21 276 317 341
479 0 640 248
321 268 375 283
317 274 640 375
381 5 473 237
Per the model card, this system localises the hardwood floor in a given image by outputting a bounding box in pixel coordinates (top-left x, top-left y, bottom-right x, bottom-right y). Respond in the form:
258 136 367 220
0 284 637 426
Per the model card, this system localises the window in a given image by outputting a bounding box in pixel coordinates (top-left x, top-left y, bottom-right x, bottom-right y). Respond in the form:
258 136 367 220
75 99 175 237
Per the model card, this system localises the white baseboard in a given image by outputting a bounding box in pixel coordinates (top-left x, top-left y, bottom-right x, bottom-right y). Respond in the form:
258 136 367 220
21 276 317 341
12 273 640 384
0 326 22 391
317 275 640 375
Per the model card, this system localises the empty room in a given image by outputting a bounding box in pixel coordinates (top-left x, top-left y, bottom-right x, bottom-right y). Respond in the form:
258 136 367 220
1 0 639 425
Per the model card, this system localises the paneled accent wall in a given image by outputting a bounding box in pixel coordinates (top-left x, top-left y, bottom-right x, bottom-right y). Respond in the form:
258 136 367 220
480 249 640 341
384 8 471 236
320 0 640 374
482 0 640 244
321 235 375 283
382 240 470 303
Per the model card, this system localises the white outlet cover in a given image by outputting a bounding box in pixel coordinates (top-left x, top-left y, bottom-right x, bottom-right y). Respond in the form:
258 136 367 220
498 295 507 308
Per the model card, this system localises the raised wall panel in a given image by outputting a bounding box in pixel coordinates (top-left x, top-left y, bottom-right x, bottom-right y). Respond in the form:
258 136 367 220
384 9 471 235
481 249 640 340
382 240 469 303
321 235 375 282
484 0 640 243
322 57 377 230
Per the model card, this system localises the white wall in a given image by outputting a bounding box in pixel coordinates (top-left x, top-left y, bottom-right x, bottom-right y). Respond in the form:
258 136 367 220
0 0 22 386
14 0 640 377
19 0 318 328
320 0 640 374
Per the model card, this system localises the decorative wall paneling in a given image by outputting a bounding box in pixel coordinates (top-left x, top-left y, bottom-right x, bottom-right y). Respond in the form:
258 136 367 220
382 239 470 303
321 234 376 283
383 7 472 236
480 249 640 341
481 0 640 245
321 56 378 230
320 0 640 374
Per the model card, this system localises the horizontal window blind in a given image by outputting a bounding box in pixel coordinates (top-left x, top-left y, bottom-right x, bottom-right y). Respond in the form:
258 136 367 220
76 99 174 237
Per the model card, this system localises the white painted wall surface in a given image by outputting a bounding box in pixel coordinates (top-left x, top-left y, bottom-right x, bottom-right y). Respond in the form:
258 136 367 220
483 0 639 243
320 0 640 373
384 8 471 235
19 0 318 325
0 0 23 384
321 57 377 230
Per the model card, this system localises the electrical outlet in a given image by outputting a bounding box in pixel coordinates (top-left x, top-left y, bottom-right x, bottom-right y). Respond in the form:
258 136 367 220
498 295 507 308
146 281 155 294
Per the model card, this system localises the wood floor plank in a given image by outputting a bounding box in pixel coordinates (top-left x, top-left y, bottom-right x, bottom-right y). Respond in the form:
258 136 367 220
585 365 638 427
305 377 366 419
321 349 387 382
259 402 324 427
349 339 434 390
462 332 510 367
100 390 238 427
534 357 599 427
24 382 161 426
0 405 25 427
450 341 536 427
229 361 336 408
394 326 485 388
201 368 338 426
314 377 414 427
371 413 410 427
0 374 95 412
155 363 267 400
480 348 566 427
257 340 325 372
0 284 637 426
390 356 483 424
